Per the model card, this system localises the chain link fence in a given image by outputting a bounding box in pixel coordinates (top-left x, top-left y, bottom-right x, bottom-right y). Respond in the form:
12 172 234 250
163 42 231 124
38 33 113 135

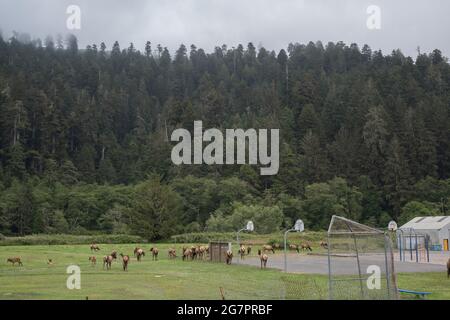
327 216 398 300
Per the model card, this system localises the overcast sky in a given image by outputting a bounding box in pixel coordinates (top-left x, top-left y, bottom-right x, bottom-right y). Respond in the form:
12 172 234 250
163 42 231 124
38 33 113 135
0 0 449 57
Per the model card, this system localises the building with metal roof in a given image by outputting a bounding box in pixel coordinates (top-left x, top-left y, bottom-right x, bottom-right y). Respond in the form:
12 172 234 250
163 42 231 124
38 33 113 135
400 216 450 251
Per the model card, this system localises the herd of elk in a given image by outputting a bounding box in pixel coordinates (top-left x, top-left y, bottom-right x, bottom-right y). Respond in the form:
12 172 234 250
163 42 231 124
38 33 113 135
181 245 209 261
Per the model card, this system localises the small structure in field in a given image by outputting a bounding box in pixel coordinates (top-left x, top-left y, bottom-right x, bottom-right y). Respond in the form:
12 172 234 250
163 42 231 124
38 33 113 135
209 241 232 263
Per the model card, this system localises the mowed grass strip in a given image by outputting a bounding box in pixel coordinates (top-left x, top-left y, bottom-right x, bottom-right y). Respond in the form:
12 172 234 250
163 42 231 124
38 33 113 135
0 244 449 300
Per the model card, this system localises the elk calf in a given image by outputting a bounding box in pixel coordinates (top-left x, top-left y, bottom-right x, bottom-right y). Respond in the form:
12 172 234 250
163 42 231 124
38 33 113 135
89 256 97 266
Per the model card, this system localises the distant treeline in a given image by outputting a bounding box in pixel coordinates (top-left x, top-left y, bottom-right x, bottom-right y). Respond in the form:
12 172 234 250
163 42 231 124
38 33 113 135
0 33 450 238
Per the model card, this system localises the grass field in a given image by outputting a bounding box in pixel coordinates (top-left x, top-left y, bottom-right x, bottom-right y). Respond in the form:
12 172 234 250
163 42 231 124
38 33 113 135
0 243 449 300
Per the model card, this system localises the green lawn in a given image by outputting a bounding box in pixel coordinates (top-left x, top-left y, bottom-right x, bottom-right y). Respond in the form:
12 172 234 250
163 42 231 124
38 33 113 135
0 243 448 300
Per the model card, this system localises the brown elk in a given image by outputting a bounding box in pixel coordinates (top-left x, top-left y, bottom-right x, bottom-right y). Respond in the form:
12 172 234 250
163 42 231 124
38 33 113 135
239 245 246 259
150 247 159 261
103 255 113 270
190 246 198 260
134 247 145 261
197 246 207 260
182 248 193 261
168 248 177 259
47 259 53 266
447 258 450 278
90 244 100 252
258 249 268 269
262 245 275 254
7 257 23 266
89 256 97 266
289 244 300 253
225 250 233 265
120 253 130 271
320 241 328 249
110 251 118 260
301 242 313 252
247 246 252 255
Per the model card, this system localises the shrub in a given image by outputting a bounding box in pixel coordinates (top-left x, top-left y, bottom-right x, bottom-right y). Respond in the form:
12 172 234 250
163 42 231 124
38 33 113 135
0 234 145 246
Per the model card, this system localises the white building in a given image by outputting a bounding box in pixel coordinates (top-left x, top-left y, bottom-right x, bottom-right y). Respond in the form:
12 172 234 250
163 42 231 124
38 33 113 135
400 216 450 251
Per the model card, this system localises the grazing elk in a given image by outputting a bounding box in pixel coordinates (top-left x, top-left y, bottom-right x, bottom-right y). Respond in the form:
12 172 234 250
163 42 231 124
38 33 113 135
7 257 23 266
134 247 145 261
150 247 159 261
239 245 246 259
258 250 268 269
89 256 97 266
320 241 328 249
103 255 113 270
47 259 53 266
168 248 177 259
447 258 450 278
120 253 130 271
182 248 193 261
225 250 233 265
262 245 275 254
301 242 313 252
197 246 207 260
289 244 300 253
90 244 100 252
190 246 198 260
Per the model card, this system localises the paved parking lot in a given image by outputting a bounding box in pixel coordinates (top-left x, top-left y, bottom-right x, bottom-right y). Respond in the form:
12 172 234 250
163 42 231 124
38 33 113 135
235 253 446 275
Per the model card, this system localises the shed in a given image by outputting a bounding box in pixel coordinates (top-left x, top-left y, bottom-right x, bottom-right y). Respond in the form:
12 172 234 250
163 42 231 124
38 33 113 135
400 216 450 251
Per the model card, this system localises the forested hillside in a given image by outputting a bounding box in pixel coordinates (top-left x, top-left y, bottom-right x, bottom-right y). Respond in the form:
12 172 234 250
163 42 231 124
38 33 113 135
1 33 450 239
